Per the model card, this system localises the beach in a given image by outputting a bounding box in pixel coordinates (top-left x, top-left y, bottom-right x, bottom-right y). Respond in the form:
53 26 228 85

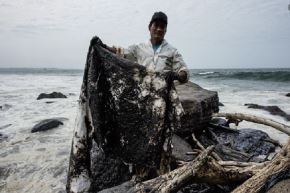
0 68 289 193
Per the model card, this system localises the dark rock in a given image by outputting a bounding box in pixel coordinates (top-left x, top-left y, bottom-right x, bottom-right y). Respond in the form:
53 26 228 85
198 126 276 162
172 134 195 162
31 119 63 133
176 82 219 136
245 103 290 121
37 92 67 100
0 132 8 142
45 101 55 104
0 124 12 130
0 104 12 111
219 102 224 106
210 118 228 127
233 129 276 156
286 93 290 97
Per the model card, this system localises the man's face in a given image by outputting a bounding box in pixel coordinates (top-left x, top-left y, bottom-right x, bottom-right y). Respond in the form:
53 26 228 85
149 20 167 44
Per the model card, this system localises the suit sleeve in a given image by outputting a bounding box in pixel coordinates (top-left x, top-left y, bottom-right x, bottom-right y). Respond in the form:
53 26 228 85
172 49 189 82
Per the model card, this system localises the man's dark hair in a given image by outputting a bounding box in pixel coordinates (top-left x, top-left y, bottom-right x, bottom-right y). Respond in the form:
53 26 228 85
149 11 168 28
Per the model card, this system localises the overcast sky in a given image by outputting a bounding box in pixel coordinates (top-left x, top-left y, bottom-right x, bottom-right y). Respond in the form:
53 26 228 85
0 0 289 69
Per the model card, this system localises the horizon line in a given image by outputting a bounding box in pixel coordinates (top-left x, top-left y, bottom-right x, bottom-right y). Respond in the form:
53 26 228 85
0 67 290 70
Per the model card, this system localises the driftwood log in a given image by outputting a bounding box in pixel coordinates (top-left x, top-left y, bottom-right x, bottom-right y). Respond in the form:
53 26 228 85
232 138 290 193
129 146 216 193
213 112 290 136
99 139 290 193
99 146 257 193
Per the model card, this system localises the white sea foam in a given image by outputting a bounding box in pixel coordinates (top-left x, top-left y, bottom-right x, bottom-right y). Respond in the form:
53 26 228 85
0 73 82 193
198 71 215 75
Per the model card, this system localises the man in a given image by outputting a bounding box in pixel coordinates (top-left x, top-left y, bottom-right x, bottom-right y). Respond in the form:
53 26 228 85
92 11 189 84
89 12 189 180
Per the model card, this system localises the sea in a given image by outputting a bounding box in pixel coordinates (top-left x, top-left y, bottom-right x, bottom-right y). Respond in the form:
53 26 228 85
0 67 290 193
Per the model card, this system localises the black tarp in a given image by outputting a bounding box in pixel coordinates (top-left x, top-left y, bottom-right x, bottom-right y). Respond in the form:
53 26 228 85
66 44 183 192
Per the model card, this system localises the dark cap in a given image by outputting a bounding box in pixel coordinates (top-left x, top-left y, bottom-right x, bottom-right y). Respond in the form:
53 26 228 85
149 11 168 27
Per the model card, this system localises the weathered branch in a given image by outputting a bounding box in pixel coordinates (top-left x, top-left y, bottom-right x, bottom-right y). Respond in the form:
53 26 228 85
195 158 255 185
218 161 268 168
130 146 215 193
100 147 263 193
192 133 222 161
213 112 290 136
100 146 218 193
99 136 289 193
232 139 290 193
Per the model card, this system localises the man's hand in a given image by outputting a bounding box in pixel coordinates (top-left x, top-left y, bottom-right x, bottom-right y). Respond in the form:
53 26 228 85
177 70 188 83
90 36 107 48
165 71 179 85
165 71 188 84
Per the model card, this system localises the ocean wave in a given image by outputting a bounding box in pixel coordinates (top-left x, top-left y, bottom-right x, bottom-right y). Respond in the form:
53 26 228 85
191 70 290 82
197 71 216 75
0 68 83 75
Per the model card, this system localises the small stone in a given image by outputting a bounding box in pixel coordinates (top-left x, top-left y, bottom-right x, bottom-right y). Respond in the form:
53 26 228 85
37 92 67 100
210 118 228 126
0 132 8 142
245 103 290 121
31 119 63 133
286 93 290 97
0 104 12 111
0 124 12 130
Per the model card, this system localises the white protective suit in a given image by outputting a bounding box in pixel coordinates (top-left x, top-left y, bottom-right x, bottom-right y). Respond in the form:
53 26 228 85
118 39 189 81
